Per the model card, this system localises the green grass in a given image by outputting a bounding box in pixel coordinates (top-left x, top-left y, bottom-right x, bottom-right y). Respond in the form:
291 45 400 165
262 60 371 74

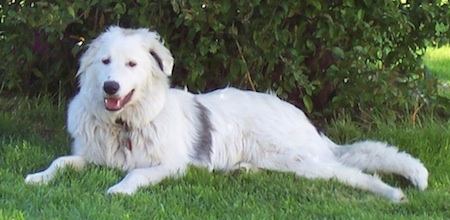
1 97 450 219
424 45 450 83
423 45 450 98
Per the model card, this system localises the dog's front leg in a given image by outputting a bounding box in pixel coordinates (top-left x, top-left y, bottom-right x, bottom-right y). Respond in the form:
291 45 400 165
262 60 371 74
25 155 86 184
107 166 186 195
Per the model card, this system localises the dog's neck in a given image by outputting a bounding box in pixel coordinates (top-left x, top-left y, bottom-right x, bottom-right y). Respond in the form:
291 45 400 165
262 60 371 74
115 117 130 131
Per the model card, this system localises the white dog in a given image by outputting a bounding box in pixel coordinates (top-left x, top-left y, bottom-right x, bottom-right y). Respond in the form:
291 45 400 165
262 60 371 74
25 26 428 202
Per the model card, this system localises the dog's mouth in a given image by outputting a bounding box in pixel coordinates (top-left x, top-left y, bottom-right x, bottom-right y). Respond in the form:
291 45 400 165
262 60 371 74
104 89 135 111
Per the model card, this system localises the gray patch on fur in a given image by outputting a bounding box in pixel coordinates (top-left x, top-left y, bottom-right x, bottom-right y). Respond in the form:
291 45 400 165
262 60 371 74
191 98 213 163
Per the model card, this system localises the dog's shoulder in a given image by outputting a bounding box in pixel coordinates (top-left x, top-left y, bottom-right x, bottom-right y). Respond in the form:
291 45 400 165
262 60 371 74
66 94 89 135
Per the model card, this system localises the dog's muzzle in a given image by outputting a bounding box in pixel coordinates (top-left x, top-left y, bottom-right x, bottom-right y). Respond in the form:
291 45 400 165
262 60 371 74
103 81 134 111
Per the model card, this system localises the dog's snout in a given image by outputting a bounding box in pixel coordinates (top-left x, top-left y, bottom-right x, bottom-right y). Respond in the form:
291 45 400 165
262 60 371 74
103 81 120 95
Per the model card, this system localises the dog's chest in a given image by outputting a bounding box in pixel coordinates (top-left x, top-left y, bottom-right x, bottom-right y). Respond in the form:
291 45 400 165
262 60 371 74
115 125 162 169
118 128 133 151
83 122 162 170
115 118 139 153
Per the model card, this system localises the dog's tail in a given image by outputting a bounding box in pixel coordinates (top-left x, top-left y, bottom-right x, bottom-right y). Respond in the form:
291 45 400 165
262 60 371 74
323 136 429 190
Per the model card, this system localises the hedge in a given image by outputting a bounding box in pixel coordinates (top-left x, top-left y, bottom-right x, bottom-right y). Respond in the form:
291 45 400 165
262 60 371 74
1 0 449 118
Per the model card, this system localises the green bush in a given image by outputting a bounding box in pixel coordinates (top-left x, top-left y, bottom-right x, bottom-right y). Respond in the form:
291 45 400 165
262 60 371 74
1 0 449 118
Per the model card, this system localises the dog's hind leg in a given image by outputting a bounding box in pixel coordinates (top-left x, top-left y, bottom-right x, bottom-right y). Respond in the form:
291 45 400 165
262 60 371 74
107 165 187 195
253 153 406 202
312 163 406 202
25 155 86 184
334 140 428 190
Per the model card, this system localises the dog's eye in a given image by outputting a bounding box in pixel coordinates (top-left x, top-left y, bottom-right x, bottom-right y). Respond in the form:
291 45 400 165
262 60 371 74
102 58 111 65
127 61 137 67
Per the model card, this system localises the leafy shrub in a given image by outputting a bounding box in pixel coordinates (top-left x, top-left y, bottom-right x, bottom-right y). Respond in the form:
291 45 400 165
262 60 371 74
1 0 449 119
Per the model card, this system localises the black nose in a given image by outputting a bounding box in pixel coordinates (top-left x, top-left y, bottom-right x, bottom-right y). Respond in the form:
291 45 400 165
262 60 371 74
103 81 120 95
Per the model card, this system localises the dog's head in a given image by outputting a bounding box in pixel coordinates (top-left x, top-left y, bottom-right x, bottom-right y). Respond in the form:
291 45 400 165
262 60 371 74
76 26 174 112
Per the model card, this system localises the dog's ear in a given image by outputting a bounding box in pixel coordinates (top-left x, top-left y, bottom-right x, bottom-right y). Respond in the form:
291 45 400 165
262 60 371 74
75 37 99 86
75 30 107 88
144 30 174 76
150 50 166 75
76 44 94 77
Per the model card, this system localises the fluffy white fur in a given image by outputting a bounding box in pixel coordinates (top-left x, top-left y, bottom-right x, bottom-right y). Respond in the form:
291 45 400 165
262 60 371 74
25 26 428 202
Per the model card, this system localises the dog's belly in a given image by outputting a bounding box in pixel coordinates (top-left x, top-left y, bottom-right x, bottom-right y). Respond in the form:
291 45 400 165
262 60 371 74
195 88 335 171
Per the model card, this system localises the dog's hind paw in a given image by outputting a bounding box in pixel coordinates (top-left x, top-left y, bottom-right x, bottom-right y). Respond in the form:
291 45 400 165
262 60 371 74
388 188 407 203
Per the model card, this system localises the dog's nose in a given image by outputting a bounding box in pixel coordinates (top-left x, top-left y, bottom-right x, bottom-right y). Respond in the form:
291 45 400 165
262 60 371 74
103 81 120 95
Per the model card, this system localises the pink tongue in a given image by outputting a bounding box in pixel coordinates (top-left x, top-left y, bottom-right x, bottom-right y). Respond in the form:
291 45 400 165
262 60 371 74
105 98 122 110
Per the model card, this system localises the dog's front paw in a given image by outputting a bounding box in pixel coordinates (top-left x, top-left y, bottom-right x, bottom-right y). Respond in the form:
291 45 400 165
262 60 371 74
25 172 52 184
107 182 139 195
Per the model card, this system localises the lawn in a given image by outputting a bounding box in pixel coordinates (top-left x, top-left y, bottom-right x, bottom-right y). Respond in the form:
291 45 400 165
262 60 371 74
0 46 449 219
424 45 450 82
1 95 450 219
424 45 450 97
